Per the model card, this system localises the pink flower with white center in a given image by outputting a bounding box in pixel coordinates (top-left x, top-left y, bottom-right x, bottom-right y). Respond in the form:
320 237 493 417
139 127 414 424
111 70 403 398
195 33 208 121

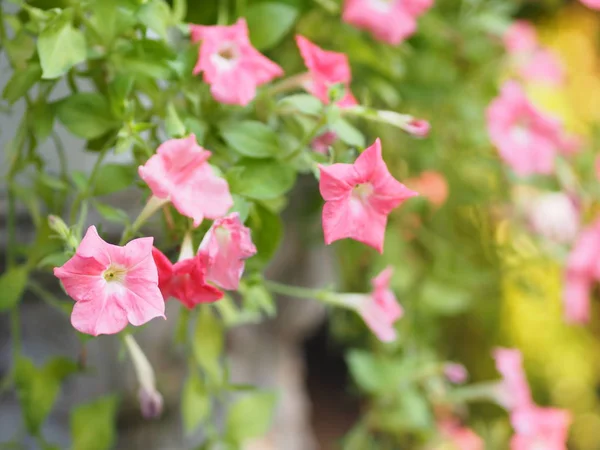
444 363 468 384
198 213 257 290
563 218 600 323
342 0 433 45
53 226 165 336
486 81 573 176
138 135 233 227
510 406 571 450
492 348 533 411
295 35 357 107
318 138 418 252
152 247 223 309
580 0 600 9
503 21 564 86
438 420 484 450
190 19 283 106
334 266 403 341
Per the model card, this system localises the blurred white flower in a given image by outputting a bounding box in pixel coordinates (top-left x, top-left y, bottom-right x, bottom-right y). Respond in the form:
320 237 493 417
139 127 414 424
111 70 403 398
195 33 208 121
528 192 579 244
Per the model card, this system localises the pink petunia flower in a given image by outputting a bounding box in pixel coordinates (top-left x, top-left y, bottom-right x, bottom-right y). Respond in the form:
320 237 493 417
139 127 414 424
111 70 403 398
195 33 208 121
510 406 571 450
138 135 233 227
503 21 537 54
444 363 468 384
492 348 533 411
295 35 357 107
438 419 484 450
580 0 600 9
342 0 433 45
563 218 600 323
311 131 338 154
486 81 574 176
334 266 403 341
190 18 283 106
404 171 448 208
152 247 223 309
198 212 257 290
318 138 418 252
54 226 165 336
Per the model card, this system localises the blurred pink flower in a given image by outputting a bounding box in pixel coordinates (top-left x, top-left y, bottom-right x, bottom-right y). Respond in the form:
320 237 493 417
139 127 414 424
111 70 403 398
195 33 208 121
190 19 283 105
438 420 484 450
580 0 600 9
492 348 533 411
404 118 431 137
152 247 223 309
295 35 357 107
54 226 165 336
138 135 233 227
318 138 418 252
528 192 580 244
444 363 468 384
404 171 448 208
510 406 571 450
311 131 338 154
503 21 537 54
198 212 257 290
343 0 433 45
563 219 600 323
486 81 573 176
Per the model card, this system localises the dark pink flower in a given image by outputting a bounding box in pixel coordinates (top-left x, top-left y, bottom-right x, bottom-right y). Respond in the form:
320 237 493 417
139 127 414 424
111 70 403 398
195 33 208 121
138 135 233 227
296 35 357 107
510 406 571 450
318 138 418 252
152 247 223 309
486 81 573 176
198 213 257 290
342 0 433 45
54 226 165 336
190 19 283 105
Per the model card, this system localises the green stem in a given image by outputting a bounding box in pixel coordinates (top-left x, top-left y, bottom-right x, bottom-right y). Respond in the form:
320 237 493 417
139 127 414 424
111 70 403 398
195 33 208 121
120 196 168 245
283 114 328 163
27 280 70 317
10 306 21 359
217 0 229 25
263 280 328 301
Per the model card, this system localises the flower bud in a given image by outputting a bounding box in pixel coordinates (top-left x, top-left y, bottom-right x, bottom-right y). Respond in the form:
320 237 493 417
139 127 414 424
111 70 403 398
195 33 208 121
138 386 164 419
443 363 468 384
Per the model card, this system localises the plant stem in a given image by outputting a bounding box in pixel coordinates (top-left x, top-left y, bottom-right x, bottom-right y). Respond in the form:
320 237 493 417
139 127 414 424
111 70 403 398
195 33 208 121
27 279 70 317
120 196 168 245
217 0 229 25
283 114 327 163
263 280 328 301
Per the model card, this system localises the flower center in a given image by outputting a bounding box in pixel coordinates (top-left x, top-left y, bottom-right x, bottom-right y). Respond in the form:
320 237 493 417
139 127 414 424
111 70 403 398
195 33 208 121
352 183 374 202
368 0 394 12
103 265 127 283
211 42 240 72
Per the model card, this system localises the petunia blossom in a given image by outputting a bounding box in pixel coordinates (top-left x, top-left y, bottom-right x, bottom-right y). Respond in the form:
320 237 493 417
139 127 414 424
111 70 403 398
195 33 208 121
152 247 223 309
190 18 283 106
486 81 574 176
318 138 418 252
404 171 448 208
138 134 233 227
492 348 533 411
342 0 433 45
295 35 357 107
510 406 571 450
311 131 338 154
332 266 403 341
580 0 600 10
54 226 165 336
198 212 257 290
444 363 468 384
438 419 484 450
563 218 600 323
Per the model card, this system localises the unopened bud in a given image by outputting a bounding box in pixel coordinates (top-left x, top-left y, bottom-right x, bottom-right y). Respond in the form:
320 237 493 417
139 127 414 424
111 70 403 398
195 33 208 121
48 215 79 250
443 363 468 384
139 386 164 419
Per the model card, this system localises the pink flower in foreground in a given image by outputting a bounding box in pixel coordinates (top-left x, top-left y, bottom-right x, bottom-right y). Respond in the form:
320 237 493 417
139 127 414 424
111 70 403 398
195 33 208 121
54 226 165 336
563 219 600 323
510 406 571 450
503 21 564 85
444 363 468 384
342 0 433 45
438 420 484 450
152 247 223 309
318 138 418 252
580 0 600 10
492 348 533 411
486 81 573 176
198 213 257 290
296 35 357 107
190 18 283 106
138 135 233 227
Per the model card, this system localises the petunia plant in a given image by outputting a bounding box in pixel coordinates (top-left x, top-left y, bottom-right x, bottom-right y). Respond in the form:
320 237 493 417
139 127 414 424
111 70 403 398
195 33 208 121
1 0 597 448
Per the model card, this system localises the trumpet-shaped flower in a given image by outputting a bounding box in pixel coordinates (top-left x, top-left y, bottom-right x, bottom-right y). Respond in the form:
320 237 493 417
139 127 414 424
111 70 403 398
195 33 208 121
510 406 571 450
198 213 257 290
53 226 165 336
318 138 418 252
190 18 283 105
486 81 573 176
152 247 223 309
138 135 233 227
296 35 357 107
492 348 533 410
342 0 433 45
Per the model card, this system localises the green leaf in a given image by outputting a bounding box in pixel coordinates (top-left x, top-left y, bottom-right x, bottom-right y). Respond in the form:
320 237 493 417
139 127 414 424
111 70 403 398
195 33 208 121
246 3 298 50
15 356 79 435
92 164 136 197
37 11 87 79
246 204 283 271
225 392 276 444
2 62 42 104
37 173 68 191
183 117 208 143
242 283 275 317
330 118 365 148
56 93 118 139
71 396 119 450
346 351 406 395
230 195 251 223
138 0 172 40
5 30 36 69
193 307 223 383
221 121 280 159
277 94 322 116
182 373 210 434
0 266 28 312
165 102 186 138
29 101 55 143
420 280 472 316
228 159 296 200
94 201 130 224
